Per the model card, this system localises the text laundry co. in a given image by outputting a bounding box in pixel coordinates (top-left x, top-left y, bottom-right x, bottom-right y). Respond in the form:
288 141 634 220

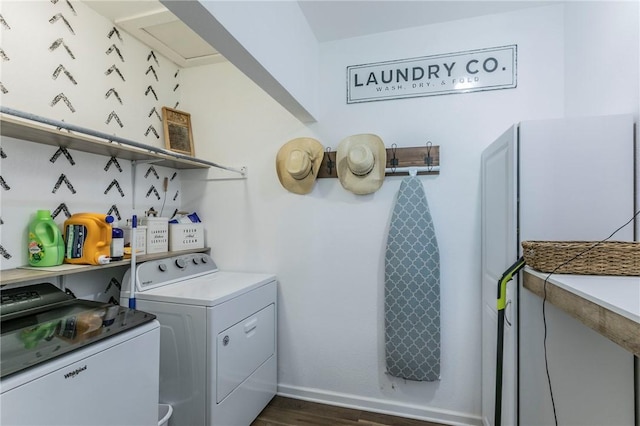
347 45 517 103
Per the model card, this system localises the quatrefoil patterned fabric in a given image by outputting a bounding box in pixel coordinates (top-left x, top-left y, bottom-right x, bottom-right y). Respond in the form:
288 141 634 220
385 176 440 381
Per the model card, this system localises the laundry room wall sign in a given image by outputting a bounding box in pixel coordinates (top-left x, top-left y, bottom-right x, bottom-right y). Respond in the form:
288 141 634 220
347 45 517 103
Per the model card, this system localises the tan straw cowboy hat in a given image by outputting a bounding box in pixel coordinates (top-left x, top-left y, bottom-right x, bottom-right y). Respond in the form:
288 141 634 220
337 134 386 195
276 137 324 194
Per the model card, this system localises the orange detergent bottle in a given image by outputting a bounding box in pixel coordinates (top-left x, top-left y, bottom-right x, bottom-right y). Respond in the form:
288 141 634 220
63 213 112 265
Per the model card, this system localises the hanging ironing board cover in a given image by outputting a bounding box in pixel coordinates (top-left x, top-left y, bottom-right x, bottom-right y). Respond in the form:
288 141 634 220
384 176 440 381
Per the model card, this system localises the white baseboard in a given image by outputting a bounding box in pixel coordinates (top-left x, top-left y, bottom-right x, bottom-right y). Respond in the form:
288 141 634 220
276 384 483 426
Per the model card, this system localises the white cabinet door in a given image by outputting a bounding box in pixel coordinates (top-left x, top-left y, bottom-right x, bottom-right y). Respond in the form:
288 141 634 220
481 125 519 426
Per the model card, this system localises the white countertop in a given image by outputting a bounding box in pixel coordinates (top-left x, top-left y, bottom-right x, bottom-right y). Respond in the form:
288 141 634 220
524 267 640 324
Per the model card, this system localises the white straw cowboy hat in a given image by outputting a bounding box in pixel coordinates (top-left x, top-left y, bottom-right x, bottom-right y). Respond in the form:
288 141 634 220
337 134 386 195
276 137 324 194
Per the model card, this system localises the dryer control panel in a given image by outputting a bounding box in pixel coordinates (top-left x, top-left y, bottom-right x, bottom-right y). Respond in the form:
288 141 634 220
124 253 219 292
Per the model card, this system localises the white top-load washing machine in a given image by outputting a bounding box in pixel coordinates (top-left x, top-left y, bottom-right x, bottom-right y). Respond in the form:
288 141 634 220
1 282 160 426
121 252 277 426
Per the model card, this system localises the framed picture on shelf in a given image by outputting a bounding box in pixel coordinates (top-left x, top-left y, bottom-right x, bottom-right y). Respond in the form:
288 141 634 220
162 107 195 156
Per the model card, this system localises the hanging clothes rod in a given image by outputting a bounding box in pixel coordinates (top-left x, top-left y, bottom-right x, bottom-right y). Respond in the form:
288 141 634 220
0 106 246 176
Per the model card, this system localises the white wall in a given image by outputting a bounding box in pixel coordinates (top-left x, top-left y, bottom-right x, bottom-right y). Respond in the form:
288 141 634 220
162 0 319 122
563 1 640 118
180 5 581 424
196 0 319 118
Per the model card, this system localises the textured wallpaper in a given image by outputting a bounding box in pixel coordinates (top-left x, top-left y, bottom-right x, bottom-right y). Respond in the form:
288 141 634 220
0 0 182 143
0 0 186 300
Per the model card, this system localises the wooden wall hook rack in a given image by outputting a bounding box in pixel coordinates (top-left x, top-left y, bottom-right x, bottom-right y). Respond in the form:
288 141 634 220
317 145 440 178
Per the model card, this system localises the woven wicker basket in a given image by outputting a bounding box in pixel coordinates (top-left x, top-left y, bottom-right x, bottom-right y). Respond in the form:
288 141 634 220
521 241 640 276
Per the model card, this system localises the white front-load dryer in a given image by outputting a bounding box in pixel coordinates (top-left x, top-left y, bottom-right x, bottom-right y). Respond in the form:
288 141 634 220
121 253 277 426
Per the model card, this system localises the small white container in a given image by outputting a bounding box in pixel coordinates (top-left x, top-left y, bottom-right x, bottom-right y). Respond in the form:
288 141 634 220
122 224 146 255
142 217 169 254
169 223 204 251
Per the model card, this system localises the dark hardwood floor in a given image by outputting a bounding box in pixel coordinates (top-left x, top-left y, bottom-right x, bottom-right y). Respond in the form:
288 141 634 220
251 396 446 426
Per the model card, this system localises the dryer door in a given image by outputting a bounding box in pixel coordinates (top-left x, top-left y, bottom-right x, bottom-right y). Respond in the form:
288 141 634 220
216 303 275 403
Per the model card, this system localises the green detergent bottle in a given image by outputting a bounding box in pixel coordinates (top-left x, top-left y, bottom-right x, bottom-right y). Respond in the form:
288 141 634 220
28 210 65 266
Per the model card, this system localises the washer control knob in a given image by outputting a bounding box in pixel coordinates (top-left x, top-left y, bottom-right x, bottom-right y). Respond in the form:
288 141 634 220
192 257 199 265
201 256 208 263
158 263 167 272
175 258 186 269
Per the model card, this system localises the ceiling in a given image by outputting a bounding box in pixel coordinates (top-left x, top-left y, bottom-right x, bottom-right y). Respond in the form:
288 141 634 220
84 0 556 67
298 1 556 42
